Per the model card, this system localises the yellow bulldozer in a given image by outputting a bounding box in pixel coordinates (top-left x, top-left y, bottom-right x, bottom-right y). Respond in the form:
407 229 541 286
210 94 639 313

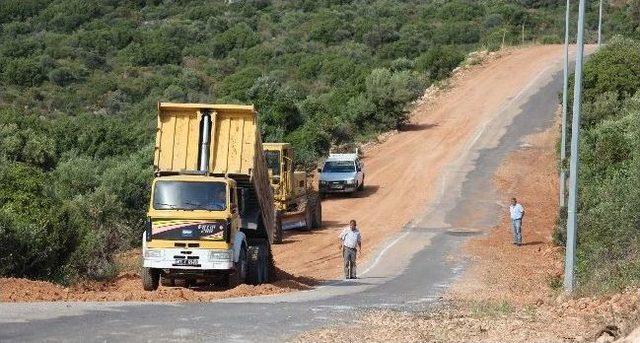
263 143 322 243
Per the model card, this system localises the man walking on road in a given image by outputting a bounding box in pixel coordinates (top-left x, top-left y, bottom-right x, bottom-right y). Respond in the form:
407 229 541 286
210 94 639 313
340 219 362 280
509 197 525 246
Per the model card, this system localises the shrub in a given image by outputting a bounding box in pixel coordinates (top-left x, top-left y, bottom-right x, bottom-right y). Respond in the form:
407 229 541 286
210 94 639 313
3 57 45 86
416 46 465 81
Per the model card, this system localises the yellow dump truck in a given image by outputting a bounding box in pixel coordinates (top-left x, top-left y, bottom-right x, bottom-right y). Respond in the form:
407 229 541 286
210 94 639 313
263 143 321 242
142 102 281 290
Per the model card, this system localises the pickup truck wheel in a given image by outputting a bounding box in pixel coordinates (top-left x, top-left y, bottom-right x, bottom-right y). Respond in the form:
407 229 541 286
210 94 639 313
246 242 268 285
142 267 159 291
357 176 365 191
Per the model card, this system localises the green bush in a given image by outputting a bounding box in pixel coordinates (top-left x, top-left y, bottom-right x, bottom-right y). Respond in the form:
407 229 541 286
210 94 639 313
416 46 465 81
582 37 640 104
3 57 45 87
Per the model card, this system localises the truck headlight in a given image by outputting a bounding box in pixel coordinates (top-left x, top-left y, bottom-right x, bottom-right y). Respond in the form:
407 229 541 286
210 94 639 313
346 178 356 185
320 180 327 185
209 250 231 262
145 249 162 258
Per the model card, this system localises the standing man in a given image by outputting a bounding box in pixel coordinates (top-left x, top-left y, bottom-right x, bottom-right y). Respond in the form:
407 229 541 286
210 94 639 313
339 219 362 280
509 197 525 246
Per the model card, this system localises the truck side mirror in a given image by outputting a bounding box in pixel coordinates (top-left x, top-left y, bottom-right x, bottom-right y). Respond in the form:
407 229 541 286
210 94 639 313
317 168 322 173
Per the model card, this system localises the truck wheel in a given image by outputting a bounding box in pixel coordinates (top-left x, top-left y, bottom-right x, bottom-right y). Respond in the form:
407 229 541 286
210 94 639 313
312 198 322 229
358 176 365 191
160 276 175 287
267 247 277 282
303 204 313 231
272 211 283 244
246 242 268 285
142 267 159 291
225 246 247 287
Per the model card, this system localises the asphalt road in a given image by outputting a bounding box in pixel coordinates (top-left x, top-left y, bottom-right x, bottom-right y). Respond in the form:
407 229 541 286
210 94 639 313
0 55 565 343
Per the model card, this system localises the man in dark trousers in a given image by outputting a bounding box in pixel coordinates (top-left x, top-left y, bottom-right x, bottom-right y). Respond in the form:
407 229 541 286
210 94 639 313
509 197 525 246
339 219 362 280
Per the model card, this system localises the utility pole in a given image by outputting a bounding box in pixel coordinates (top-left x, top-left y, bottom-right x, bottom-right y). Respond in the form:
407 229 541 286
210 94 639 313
598 0 603 46
564 0 587 293
521 23 525 45
560 0 570 208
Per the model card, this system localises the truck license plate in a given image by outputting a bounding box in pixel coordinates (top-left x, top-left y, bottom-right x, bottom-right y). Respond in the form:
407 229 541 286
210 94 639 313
332 184 344 189
174 258 199 266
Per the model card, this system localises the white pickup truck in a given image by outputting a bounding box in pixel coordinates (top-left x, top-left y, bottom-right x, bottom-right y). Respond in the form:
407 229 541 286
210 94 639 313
318 152 365 195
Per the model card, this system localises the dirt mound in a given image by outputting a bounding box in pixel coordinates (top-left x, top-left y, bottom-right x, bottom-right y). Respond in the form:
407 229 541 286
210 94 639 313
1 268 313 302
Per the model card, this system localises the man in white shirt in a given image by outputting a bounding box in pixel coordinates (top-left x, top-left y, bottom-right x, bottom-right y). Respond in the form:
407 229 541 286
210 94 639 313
339 219 362 279
509 197 525 246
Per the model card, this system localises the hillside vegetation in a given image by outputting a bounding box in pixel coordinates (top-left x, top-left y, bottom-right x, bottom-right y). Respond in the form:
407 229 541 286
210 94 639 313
555 36 640 292
0 0 620 284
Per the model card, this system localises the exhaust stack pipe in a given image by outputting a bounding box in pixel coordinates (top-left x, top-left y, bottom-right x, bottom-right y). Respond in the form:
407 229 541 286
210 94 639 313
198 109 212 172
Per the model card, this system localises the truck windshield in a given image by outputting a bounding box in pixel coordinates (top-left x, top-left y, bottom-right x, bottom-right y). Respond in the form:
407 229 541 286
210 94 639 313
153 181 227 211
264 150 281 176
322 161 355 173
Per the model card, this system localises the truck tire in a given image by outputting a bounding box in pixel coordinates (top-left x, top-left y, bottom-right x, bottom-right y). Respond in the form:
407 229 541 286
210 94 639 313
303 203 313 231
312 197 322 229
160 276 176 287
267 247 277 282
224 245 247 287
142 267 159 291
272 210 283 244
246 242 269 285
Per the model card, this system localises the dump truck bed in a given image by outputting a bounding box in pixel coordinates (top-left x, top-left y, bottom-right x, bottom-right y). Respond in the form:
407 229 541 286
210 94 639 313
154 102 276 243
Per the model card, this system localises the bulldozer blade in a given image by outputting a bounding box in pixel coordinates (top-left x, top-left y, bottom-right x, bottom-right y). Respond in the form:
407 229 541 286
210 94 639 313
281 212 307 231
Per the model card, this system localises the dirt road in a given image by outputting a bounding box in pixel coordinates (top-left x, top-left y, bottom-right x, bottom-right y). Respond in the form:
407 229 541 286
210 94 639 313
274 44 572 280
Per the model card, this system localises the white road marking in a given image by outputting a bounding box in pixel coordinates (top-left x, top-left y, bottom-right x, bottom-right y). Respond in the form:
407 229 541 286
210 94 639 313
361 230 412 276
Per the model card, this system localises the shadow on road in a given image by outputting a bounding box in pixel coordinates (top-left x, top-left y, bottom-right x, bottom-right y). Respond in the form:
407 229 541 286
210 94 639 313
399 122 439 132
322 185 380 200
521 241 544 246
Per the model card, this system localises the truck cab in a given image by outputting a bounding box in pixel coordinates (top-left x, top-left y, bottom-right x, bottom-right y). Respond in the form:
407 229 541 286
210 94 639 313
318 153 365 195
144 175 244 275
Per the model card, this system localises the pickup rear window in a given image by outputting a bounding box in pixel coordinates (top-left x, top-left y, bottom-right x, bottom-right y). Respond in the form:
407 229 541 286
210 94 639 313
322 161 356 173
153 181 227 211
